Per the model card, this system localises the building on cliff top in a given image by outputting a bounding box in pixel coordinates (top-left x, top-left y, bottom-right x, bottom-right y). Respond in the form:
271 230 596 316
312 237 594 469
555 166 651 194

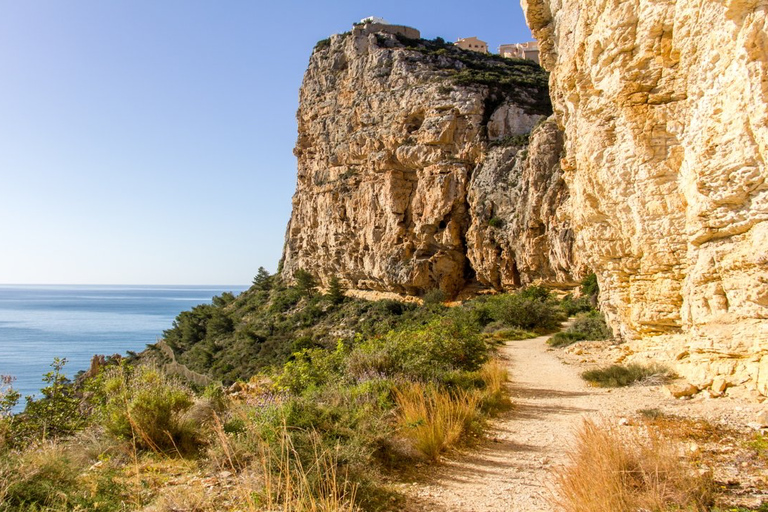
455 36 488 53
352 16 420 40
499 41 540 64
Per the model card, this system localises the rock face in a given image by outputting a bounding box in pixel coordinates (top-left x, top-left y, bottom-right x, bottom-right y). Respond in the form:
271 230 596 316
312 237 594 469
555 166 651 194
521 0 768 393
282 27 581 297
466 118 577 290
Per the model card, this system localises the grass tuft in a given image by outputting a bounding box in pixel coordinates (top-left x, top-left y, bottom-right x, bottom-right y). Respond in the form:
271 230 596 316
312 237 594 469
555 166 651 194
553 419 714 512
395 382 481 461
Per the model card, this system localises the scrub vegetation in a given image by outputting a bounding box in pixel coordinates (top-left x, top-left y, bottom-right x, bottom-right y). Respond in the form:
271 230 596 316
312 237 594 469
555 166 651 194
0 270 578 511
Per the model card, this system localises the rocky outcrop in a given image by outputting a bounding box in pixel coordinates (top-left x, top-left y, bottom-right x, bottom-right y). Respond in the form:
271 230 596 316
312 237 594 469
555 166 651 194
521 0 768 394
466 117 578 290
282 26 581 297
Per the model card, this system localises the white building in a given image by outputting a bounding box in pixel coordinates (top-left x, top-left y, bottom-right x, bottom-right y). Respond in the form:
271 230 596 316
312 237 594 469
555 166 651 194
499 41 540 64
456 36 488 54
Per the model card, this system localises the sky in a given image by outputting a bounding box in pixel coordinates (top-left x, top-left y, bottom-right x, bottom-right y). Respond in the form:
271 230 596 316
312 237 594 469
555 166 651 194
0 1 534 285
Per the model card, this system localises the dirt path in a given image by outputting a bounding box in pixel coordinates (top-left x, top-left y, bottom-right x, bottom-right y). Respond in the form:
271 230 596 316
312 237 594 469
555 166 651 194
402 333 667 512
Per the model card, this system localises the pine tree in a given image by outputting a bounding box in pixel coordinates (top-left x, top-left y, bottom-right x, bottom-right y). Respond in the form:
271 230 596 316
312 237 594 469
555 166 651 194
252 266 273 291
294 269 317 296
326 276 345 304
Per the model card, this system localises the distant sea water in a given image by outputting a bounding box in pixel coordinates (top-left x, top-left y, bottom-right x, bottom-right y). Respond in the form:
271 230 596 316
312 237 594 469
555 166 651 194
0 284 248 409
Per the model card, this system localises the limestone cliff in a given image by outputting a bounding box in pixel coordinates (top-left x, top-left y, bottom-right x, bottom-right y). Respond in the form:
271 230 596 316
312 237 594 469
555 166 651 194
283 25 581 296
521 0 768 394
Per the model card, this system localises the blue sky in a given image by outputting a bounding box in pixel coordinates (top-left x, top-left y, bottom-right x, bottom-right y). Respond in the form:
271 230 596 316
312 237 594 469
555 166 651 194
0 1 534 285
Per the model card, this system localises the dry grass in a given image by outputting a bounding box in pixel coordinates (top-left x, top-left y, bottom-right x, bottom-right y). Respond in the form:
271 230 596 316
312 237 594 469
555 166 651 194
395 382 480 461
207 416 358 512
479 360 507 395
638 409 728 443
553 419 713 512
478 359 511 413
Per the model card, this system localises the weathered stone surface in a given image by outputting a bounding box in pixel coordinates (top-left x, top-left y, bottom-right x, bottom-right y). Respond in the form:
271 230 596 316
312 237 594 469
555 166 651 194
665 381 700 399
282 30 579 296
756 409 768 428
522 0 768 393
711 375 728 396
466 117 581 289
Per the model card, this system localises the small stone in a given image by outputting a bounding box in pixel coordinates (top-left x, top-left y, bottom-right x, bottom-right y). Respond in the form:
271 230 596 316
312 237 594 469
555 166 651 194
711 376 728 396
618 417 630 426
755 409 768 427
665 381 699 399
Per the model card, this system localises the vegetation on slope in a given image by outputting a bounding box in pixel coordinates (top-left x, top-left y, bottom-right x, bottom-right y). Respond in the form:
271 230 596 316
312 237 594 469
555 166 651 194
0 271 575 511
387 34 552 115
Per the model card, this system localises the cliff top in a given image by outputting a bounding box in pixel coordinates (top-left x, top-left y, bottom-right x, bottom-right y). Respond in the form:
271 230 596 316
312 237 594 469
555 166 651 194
312 28 551 116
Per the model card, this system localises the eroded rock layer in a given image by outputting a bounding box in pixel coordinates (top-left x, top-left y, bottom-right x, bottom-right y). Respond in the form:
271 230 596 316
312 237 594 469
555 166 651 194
282 28 579 297
522 0 768 393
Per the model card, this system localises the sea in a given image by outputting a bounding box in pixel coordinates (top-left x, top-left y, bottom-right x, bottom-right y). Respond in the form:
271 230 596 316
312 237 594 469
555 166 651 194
0 284 248 411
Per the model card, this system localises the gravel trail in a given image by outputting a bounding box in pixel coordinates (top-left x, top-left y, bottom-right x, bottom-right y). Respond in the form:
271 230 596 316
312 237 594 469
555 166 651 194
403 333 665 512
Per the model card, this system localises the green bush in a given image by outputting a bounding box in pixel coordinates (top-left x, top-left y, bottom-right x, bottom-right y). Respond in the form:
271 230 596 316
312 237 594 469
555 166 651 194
581 273 599 299
99 365 198 453
486 292 564 332
12 358 85 446
346 316 487 383
483 325 538 341
518 285 551 302
314 38 331 52
549 311 612 347
581 364 673 388
488 217 503 228
423 288 446 304
277 342 348 394
559 294 593 316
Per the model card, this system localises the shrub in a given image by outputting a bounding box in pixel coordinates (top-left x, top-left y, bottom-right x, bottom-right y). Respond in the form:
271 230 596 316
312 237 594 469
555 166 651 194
549 311 612 347
553 419 713 512
277 343 347 394
347 316 487 382
483 325 537 342
548 331 589 347
486 292 564 331
581 272 599 299
314 38 331 52
581 363 674 388
488 216 504 228
518 285 551 302
748 433 768 461
559 294 593 316
422 288 446 304
13 358 85 445
99 365 199 453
